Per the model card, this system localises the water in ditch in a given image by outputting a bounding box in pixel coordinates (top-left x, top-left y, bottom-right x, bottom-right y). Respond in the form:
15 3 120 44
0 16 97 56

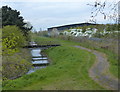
27 48 49 74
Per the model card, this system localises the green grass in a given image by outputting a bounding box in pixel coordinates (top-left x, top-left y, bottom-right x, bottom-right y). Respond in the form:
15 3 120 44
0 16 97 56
34 36 118 78
73 40 118 78
3 36 105 90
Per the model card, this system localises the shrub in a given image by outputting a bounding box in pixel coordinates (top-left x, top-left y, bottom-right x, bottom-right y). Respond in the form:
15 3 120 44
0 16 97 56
2 25 26 55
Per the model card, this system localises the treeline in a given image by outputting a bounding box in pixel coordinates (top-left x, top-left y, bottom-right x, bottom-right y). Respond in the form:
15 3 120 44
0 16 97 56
2 6 32 38
2 5 33 55
1 6 32 80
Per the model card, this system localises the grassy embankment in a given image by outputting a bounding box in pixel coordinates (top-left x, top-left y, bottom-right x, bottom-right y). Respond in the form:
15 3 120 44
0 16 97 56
2 48 32 80
35 36 118 78
3 36 105 90
2 25 32 80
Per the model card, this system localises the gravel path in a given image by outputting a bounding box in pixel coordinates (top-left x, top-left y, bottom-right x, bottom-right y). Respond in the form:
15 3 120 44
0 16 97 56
74 46 119 90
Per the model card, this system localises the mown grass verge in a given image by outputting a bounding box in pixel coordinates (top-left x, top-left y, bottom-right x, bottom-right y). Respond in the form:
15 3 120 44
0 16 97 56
3 36 105 90
35 36 118 78
33 36 118 78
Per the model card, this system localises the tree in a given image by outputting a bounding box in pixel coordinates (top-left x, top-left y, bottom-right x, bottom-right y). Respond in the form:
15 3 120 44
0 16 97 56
1 6 33 39
87 0 119 23
2 26 26 55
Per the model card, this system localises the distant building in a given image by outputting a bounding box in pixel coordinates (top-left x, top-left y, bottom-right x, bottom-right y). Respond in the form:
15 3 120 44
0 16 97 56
47 23 97 32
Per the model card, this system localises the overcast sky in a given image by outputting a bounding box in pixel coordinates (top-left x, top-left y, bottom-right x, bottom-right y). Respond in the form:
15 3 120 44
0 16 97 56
1 0 118 31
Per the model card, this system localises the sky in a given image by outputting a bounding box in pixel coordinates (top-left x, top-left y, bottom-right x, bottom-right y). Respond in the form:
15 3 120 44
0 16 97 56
0 0 119 31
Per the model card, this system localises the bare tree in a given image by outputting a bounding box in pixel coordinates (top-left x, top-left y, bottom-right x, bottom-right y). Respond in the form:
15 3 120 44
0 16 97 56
87 0 119 24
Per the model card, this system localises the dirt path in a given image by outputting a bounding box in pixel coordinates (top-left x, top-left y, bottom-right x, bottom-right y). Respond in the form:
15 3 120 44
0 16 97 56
74 46 119 90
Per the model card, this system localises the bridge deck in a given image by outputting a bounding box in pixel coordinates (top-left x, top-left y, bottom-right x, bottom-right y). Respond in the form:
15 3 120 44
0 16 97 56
23 44 61 48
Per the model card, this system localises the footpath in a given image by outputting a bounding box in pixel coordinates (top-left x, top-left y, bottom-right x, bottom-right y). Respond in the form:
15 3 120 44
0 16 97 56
74 46 119 90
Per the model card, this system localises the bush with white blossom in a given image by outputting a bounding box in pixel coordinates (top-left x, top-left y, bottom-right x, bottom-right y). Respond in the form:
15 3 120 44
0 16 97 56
59 25 119 38
61 28 98 38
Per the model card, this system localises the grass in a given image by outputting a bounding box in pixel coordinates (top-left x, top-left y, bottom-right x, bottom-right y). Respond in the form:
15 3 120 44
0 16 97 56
34 36 118 78
94 48 118 78
73 40 118 78
35 36 119 77
52 36 119 78
3 36 105 90
2 48 32 80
